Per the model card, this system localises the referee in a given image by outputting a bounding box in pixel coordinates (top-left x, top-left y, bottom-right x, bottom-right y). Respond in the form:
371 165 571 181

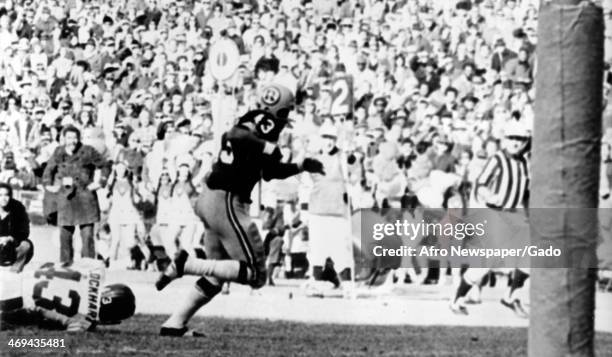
450 120 532 317
474 125 530 210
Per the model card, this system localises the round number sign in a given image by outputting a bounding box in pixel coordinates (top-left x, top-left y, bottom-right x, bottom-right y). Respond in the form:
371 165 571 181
209 39 240 81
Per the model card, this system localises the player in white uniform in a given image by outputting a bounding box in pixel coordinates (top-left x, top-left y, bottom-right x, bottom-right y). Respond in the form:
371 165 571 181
0 258 135 331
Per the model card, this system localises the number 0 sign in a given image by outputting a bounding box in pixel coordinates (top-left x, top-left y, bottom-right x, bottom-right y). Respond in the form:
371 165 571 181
330 76 354 116
209 39 241 81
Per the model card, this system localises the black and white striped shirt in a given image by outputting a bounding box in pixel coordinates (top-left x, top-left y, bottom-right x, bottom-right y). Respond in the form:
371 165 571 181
475 150 530 209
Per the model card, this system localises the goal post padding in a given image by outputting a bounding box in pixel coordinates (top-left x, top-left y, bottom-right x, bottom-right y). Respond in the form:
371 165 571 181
530 1 604 357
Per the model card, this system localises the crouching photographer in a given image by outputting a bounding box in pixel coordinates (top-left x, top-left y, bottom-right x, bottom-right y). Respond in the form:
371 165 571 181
0 183 33 272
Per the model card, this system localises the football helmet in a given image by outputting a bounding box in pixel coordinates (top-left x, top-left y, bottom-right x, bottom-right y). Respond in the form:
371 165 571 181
98 284 136 324
237 84 295 142
256 83 295 122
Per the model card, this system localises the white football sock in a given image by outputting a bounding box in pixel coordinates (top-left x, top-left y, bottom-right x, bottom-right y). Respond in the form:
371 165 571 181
184 257 253 282
162 285 212 329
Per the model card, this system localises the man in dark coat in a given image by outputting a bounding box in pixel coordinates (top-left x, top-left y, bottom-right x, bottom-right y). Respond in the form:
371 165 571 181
490 38 517 73
42 126 109 266
0 183 32 272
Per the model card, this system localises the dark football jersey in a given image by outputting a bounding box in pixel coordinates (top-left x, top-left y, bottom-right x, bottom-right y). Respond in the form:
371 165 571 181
206 124 300 203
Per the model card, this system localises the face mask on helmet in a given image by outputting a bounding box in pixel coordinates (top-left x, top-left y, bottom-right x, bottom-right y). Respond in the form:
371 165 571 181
98 284 136 324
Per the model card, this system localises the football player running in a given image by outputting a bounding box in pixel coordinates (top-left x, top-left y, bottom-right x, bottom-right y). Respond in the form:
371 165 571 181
155 83 325 336
0 258 135 331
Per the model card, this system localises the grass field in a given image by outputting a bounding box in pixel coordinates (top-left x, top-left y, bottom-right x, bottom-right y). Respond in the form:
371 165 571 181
3 227 611 356
2 315 612 357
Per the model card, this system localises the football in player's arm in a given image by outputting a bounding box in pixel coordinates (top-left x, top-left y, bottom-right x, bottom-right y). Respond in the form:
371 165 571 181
0 259 135 332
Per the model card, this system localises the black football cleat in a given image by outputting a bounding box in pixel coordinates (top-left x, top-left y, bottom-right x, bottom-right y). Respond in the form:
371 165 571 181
155 250 189 291
155 275 173 291
500 298 513 310
501 299 529 318
160 326 205 337
511 299 529 318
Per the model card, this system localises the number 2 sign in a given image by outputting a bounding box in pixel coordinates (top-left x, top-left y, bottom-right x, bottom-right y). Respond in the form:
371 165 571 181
330 75 354 116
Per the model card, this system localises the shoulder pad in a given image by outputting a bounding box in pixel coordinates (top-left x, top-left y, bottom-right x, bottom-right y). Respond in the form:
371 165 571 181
238 109 275 125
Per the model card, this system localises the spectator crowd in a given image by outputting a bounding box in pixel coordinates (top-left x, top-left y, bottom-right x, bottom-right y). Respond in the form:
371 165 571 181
0 0 611 281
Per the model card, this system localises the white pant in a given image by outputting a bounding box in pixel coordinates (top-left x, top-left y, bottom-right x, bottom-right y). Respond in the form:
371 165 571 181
308 214 353 272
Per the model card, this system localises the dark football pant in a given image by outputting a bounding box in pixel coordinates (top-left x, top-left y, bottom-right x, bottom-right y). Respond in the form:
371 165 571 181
195 184 266 289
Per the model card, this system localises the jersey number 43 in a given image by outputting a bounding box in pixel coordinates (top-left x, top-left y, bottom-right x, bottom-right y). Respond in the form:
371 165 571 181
32 263 82 316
